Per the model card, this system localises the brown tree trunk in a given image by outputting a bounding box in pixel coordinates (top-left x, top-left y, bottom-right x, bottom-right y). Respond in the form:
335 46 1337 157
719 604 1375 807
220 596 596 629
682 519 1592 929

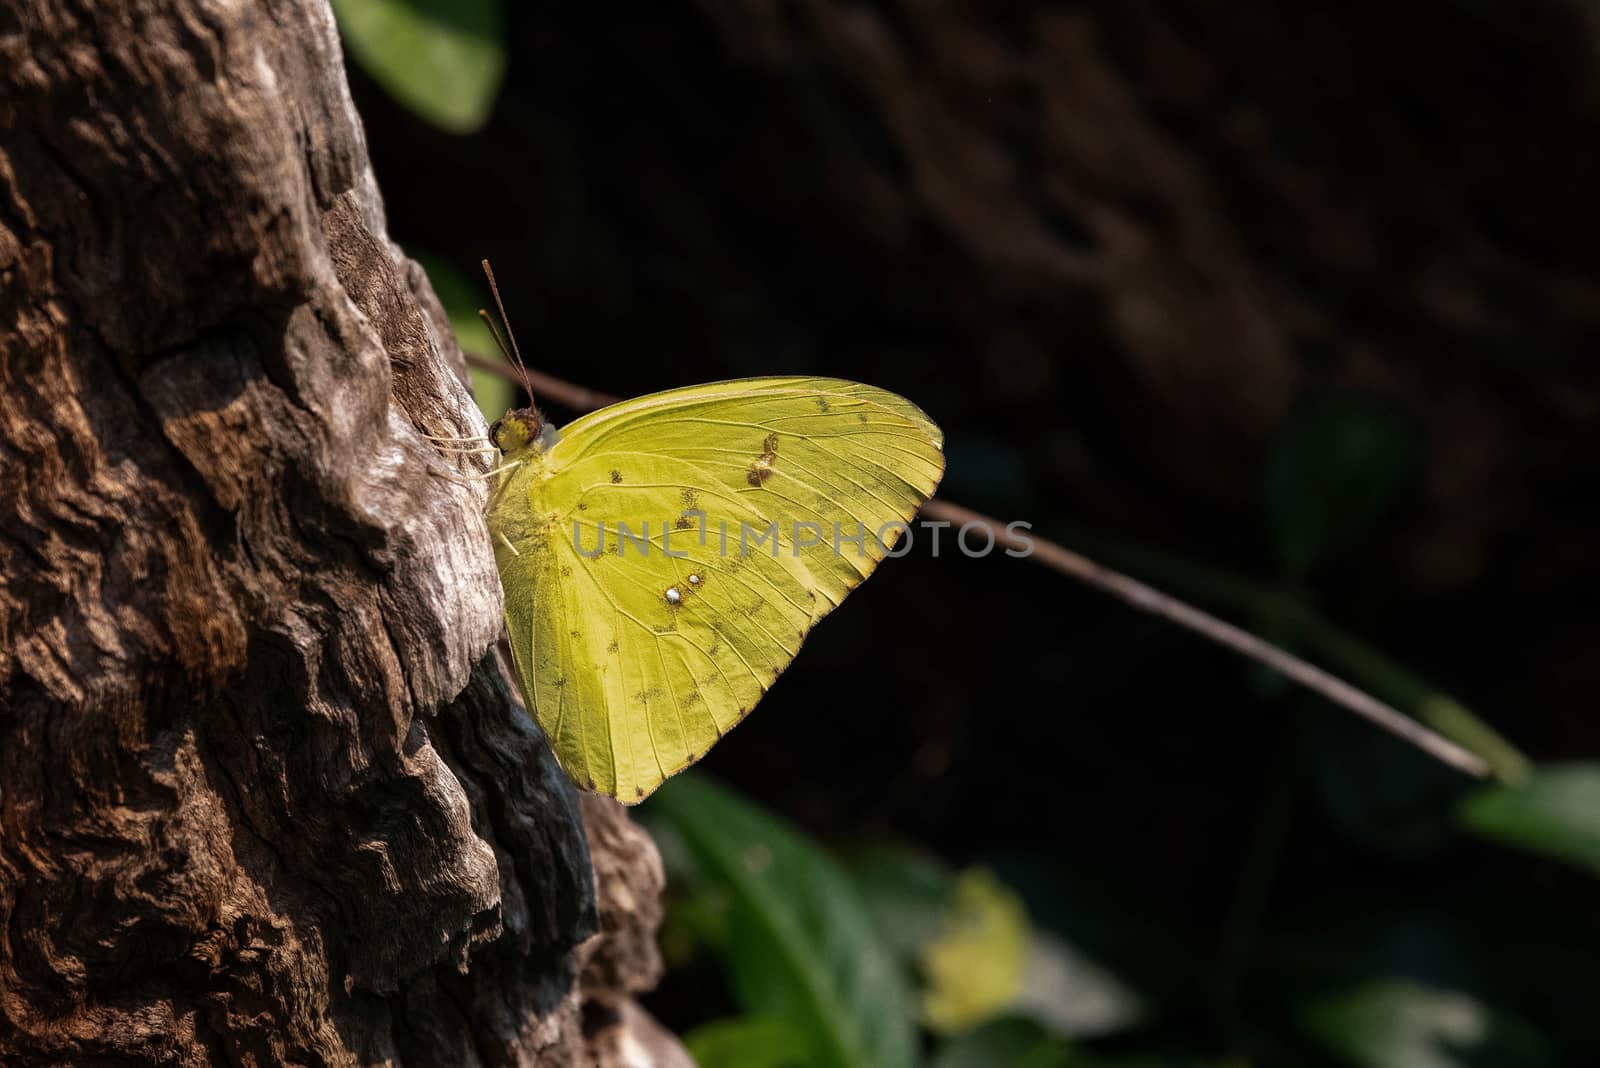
0 2 676 1064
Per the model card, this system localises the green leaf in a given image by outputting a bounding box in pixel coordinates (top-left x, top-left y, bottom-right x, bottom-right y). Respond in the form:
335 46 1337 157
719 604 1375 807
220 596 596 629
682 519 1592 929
1459 763 1600 875
685 1015 809 1068
932 1019 1220 1068
648 775 920 1068
850 847 1143 1040
921 869 1030 1034
1011 932 1143 1040
845 843 954 962
330 0 506 134
1296 978 1547 1068
413 253 516 425
1267 397 1414 575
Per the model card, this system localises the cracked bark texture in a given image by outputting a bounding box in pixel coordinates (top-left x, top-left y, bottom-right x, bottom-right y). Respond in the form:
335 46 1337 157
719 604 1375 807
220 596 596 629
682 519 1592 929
0 1 671 1064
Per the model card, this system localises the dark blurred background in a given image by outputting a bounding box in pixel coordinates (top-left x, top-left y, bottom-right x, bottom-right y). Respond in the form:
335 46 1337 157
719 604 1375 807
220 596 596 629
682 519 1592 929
337 3 1600 1064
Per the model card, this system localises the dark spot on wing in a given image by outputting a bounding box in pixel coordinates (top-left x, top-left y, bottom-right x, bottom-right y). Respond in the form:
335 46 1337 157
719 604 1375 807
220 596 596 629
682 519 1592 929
577 501 588 510
857 412 869 423
610 470 623 483
681 487 699 509
815 396 831 412
606 639 619 653
675 515 694 530
635 786 644 798
747 433 779 487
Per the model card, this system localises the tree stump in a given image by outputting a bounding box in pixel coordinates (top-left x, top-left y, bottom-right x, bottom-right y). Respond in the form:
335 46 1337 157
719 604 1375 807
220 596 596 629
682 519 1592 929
0 2 674 1063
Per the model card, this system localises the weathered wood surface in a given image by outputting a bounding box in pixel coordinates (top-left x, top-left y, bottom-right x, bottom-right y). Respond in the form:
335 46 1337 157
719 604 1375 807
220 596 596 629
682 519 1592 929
0 2 671 1063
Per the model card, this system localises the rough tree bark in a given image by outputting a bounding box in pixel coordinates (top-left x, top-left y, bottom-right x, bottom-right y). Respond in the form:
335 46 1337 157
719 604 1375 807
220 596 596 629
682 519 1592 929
0 2 679 1064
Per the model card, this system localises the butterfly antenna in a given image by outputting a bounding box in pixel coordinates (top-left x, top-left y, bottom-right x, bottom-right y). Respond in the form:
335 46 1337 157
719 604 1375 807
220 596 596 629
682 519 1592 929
477 308 516 366
480 259 535 401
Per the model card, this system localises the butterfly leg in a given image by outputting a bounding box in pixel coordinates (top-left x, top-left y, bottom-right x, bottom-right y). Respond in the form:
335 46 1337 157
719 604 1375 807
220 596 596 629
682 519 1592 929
427 443 500 456
427 459 522 489
418 429 492 444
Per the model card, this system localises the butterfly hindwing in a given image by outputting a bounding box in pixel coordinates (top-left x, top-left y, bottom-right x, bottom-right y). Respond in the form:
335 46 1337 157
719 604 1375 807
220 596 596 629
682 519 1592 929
491 377 944 801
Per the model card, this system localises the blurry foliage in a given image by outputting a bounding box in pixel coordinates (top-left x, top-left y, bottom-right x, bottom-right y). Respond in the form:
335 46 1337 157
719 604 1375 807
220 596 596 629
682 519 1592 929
411 250 1594 1068
919 869 1030 1033
1294 978 1548 1068
644 767 1600 1068
644 774 1591 1066
329 0 505 133
350 17 1600 1064
411 249 1592 1068
685 1015 808 1068
646 775 1165 1067
1459 763 1600 875
649 775 919 1068
930 1018 1072 1068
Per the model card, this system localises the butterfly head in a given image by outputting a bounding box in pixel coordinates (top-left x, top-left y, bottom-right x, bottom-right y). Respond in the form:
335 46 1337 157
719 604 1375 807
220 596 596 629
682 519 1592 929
490 406 557 458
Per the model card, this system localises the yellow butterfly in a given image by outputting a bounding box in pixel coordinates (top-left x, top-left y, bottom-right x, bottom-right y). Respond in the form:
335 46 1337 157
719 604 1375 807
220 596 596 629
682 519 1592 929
484 377 943 802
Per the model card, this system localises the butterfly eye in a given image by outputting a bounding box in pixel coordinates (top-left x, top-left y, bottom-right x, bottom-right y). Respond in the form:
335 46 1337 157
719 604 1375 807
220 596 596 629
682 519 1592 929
488 417 505 447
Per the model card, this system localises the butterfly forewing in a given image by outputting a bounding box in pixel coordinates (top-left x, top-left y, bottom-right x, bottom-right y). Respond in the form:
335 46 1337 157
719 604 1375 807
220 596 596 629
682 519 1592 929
492 377 944 801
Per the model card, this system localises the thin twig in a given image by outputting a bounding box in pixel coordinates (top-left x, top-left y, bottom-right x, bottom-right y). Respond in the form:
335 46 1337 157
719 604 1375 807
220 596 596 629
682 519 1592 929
1028 523 1530 782
922 500 1488 778
459 352 1491 778
464 352 620 413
